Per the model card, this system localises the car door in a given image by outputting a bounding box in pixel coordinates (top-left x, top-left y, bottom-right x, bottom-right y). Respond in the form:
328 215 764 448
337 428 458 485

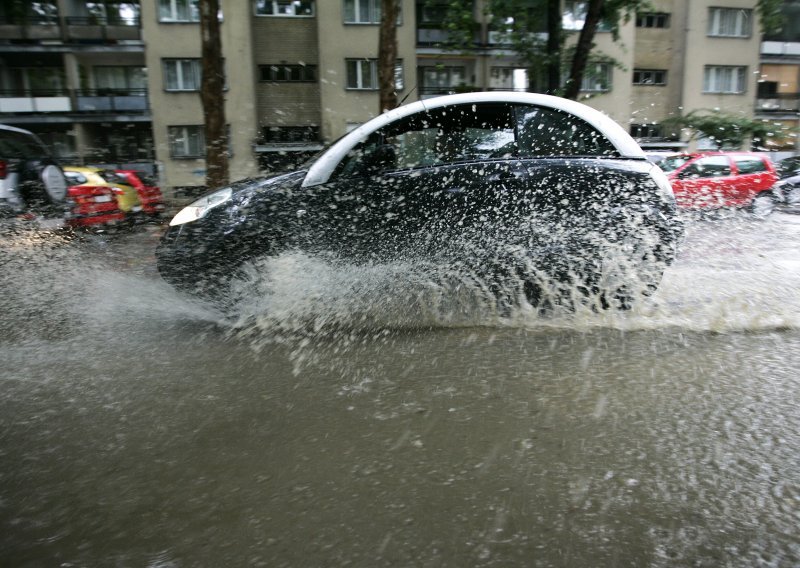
510 103 623 251
306 103 525 261
730 155 776 206
672 155 733 207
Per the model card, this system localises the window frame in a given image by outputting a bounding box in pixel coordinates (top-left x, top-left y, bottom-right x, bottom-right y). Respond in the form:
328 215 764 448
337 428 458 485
345 59 403 91
168 125 206 159
632 69 667 86
158 0 200 22
163 59 202 92
707 7 752 38
259 64 318 83
255 0 315 17
580 63 613 92
703 65 747 94
636 12 670 28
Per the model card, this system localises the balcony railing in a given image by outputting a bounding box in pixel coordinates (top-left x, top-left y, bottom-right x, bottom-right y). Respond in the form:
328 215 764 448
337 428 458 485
0 17 61 40
0 89 70 113
0 89 149 114
65 17 141 41
756 94 800 113
0 16 141 42
75 88 149 112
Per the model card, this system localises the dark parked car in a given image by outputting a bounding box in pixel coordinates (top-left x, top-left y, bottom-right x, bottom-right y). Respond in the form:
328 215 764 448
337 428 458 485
0 124 69 221
157 92 682 310
774 156 800 206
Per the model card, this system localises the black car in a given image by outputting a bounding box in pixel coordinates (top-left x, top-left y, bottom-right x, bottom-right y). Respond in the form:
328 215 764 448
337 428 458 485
157 92 682 310
0 124 69 220
775 156 800 206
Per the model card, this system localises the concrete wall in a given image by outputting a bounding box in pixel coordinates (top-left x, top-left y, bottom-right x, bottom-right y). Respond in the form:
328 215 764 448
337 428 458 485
142 1 259 190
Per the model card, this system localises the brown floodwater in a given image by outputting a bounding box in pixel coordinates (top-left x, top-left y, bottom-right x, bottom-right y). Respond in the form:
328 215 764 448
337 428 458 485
1 212 799 567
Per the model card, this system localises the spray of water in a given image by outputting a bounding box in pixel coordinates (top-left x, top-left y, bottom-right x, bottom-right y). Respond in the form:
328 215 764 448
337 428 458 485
2 212 799 347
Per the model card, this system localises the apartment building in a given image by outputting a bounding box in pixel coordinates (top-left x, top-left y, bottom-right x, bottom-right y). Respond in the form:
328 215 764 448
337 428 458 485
143 0 416 193
2 0 788 197
0 0 153 167
757 1 800 151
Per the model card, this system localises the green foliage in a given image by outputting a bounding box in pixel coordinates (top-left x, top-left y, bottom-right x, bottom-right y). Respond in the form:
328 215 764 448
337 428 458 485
662 110 783 150
758 0 785 35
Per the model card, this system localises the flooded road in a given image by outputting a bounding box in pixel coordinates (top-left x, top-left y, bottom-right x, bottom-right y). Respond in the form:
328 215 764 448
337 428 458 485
1 212 800 567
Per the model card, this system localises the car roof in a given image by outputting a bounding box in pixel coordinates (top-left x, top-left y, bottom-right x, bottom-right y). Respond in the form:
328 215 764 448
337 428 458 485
302 92 647 187
0 124 38 136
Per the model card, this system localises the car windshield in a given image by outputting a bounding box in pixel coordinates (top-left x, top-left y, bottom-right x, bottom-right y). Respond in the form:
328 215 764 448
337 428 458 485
658 155 693 172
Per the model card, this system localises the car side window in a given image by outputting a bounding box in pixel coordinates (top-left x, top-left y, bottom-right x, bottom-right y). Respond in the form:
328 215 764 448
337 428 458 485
331 103 517 180
680 156 731 178
734 157 767 174
514 105 617 157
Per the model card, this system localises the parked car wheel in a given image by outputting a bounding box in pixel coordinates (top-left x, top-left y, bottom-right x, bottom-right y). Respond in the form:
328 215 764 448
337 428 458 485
749 191 777 218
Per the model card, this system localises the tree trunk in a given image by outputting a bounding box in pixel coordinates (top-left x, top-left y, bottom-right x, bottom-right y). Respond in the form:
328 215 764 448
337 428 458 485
199 0 229 190
378 0 399 113
545 0 562 94
563 0 605 100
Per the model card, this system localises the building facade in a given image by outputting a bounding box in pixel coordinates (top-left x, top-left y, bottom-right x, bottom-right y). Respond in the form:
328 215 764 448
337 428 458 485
2 0 794 199
0 0 153 169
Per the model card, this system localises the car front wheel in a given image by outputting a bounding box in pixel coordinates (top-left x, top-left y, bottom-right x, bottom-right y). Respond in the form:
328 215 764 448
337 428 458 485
749 192 777 219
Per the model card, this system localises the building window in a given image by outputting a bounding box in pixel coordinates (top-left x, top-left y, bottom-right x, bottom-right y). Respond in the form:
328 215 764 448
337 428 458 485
262 126 320 143
159 0 199 22
345 59 403 90
94 66 147 93
421 66 466 95
632 69 667 86
163 59 201 91
704 65 747 93
580 63 612 92
344 0 378 23
168 125 205 158
708 8 752 37
343 0 401 24
259 64 317 82
489 67 529 91
630 124 665 138
255 0 314 16
636 12 669 28
6 67 66 95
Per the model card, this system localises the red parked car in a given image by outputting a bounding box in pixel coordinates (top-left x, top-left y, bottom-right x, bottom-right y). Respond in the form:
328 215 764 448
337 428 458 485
115 170 165 217
67 184 126 228
658 152 779 216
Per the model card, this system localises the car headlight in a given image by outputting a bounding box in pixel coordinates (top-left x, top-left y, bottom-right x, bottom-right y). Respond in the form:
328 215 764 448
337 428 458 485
169 187 233 227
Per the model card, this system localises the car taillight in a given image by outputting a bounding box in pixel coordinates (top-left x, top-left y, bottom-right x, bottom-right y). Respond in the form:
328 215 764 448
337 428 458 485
0 159 6 180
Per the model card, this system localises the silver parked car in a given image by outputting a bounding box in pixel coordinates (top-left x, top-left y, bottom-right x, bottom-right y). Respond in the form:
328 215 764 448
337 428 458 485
0 124 69 219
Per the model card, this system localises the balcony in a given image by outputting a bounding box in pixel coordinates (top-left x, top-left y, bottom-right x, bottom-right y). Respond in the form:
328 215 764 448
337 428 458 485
0 16 141 43
756 93 800 113
0 17 61 40
65 17 141 42
0 89 149 115
0 89 70 113
75 89 148 112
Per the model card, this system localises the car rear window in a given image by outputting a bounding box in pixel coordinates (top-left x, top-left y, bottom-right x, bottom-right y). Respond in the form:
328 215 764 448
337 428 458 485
734 157 767 174
65 171 88 185
0 129 49 160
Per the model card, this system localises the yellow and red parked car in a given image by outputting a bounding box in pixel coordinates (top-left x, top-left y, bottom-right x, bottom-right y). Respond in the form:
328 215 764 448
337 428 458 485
63 166 142 216
115 169 165 217
66 184 125 228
